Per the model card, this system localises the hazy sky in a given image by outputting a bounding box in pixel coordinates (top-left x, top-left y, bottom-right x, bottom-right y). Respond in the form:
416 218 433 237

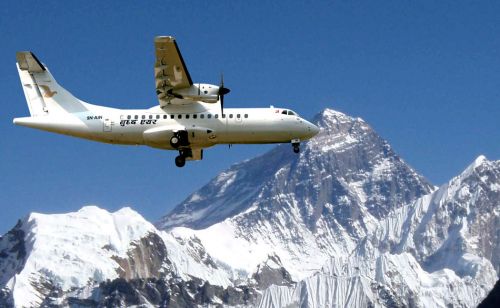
1 1 499 234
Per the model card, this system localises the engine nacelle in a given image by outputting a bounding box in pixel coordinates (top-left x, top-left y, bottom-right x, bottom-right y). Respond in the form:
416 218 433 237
171 83 220 103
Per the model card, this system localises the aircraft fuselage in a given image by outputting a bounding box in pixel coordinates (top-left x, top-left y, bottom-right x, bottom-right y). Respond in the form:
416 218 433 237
14 103 319 151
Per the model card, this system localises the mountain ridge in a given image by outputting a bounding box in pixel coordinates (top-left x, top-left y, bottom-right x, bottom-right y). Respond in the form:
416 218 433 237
1 108 498 307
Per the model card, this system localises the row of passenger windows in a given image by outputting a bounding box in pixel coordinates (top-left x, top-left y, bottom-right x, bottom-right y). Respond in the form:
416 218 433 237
125 113 249 120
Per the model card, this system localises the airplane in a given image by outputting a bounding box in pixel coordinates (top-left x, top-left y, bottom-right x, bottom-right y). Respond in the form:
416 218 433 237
13 36 320 167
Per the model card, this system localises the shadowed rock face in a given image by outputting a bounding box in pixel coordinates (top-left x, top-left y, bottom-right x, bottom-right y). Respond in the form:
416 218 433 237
0 220 26 308
112 232 171 280
0 220 26 285
64 277 259 308
251 255 294 289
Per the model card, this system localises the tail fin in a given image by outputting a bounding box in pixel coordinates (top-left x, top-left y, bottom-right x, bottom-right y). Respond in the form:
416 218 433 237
16 51 87 116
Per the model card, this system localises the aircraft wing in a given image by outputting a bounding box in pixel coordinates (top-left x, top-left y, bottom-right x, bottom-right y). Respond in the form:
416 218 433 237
154 36 193 105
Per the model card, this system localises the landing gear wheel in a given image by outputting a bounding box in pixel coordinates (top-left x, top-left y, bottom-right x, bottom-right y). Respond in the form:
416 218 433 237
175 155 186 167
171 131 189 148
170 135 180 148
291 139 301 154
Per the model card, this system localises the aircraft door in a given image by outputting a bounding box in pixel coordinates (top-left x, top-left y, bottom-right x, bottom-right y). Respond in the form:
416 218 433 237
103 118 112 132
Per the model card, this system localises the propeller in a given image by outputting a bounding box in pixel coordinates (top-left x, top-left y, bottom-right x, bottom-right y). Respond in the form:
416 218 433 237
218 74 230 115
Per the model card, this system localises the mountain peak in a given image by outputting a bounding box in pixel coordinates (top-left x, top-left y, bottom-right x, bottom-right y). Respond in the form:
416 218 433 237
463 154 488 174
315 108 365 129
450 155 499 189
158 107 433 232
320 108 349 118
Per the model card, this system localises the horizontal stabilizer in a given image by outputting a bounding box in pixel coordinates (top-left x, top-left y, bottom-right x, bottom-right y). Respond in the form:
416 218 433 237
16 51 46 73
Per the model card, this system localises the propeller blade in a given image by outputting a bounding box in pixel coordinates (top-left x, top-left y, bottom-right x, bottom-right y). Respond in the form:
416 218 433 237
218 73 230 115
221 93 224 115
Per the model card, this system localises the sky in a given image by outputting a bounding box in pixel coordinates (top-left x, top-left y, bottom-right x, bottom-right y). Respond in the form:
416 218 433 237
1 1 499 234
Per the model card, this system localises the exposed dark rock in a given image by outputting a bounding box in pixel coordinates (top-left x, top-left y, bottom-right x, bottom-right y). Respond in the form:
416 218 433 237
0 219 26 286
112 232 172 280
66 277 259 307
252 254 294 289
478 279 500 308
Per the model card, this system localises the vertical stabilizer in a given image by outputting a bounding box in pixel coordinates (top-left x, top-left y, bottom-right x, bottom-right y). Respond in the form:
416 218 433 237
16 51 88 117
16 52 48 116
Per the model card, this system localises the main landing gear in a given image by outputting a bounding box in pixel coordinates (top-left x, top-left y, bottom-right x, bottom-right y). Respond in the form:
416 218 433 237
175 148 192 168
171 131 191 167
170 130 189 148
291 139 300 154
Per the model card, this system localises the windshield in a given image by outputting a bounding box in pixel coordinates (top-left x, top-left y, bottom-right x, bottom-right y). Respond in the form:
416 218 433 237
281 109 298 116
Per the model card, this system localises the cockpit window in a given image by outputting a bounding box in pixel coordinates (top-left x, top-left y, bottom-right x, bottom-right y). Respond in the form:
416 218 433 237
281 109 297 116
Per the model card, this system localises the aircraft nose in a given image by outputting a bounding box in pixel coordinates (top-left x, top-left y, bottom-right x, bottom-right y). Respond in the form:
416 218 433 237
302 120 320 139
311 123 320 136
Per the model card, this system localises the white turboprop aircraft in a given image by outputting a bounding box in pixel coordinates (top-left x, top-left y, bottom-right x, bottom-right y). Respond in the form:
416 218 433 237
14 36 319 167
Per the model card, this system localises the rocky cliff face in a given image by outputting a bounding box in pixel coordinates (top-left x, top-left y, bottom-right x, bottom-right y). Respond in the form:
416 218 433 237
0 109 498 308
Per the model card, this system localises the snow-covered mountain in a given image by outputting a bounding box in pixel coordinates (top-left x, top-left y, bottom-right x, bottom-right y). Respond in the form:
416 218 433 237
259 155 499 307
0 206 246 307
0 109 498 307
158 109 434 280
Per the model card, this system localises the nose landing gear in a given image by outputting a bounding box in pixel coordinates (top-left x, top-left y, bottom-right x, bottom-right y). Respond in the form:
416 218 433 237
291 139 300 154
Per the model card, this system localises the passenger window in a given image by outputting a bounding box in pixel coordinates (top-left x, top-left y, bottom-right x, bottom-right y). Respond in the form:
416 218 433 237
170 114 174 119
200 114 204 119
186 114 190 119
178 114 182 119
193 114 197 119
222 114 226 119
244 114 248 118
163 115 167 119
127 115 131 120
134 115 138 120
215 114 219 119
142 115 146 119
229 114 233 118
208 114 212 119
237 114 241 118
